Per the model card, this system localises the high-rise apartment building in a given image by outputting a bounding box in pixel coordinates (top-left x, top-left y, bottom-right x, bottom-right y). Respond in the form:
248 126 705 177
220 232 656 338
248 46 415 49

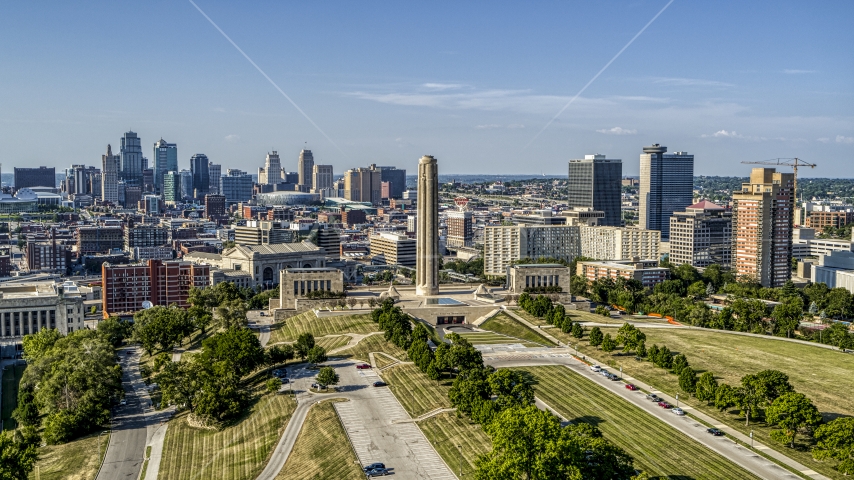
124 225 169 251
152 138 177 194
179 170 193 200
639 144 694 240
259 151 282 185
344 167 382 204
578 226 661 261
120 131 144 186
208 163 221 195
298 149 314 191
14 167 55 191
446 210 473 248
190 154 210 198
101 259 210 317
312 164 334 191
78 226 124 255
101 145 120 203
163 171 181 204
732 168 795 287
204 194 226 218
220 169 254 204
567 154 622 227
483 225 581 277
669 201 732 268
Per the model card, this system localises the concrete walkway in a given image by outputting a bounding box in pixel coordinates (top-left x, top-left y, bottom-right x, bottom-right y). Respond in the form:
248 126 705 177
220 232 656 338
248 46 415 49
502 308 565 346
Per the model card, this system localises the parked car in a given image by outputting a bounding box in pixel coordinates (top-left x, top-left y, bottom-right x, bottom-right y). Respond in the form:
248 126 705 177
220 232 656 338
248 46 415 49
590 365 601 372
599 370 610 377
373 381 387 387
272 369 285 377
280 377 290 384
707 428 725 436
625 384 638 391
646 394 660 402
363 463 386 472
120 399 127 406
356 364 372 370
311 383 320 389
366 467 389 477
672 408 685 416
608 373 620 381
658 401 672 409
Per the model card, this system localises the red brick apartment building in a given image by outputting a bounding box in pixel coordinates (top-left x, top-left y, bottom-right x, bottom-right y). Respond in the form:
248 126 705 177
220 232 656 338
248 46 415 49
101 259 209 317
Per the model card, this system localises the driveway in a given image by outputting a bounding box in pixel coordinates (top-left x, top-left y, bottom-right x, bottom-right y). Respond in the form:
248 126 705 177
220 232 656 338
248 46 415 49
483 351 827 480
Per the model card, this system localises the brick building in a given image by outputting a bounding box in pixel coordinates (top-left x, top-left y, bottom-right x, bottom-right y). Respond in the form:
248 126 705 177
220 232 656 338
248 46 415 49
78 226 124 255
101 259 210 317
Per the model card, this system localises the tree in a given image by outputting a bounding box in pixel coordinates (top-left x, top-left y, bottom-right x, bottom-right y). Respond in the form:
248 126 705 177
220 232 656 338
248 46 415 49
771 297 803 338
199 327 266 378
0 430 39 479
306 346 328 365
706 282 716 296
715 383 737 412
736 374 766 426
295 333 316 360
267 344 294 365
678 366 697 394
488 369 535 411
133 305 194 355
754 370 794 405
635 340 647 359
601 333 616 353
12 386 40 427
216 298 248 329
316 366 339 390
671 354 689 375
96 317 132 347
588 327 603 348
808 301 819 316
813 417 854 475
266 378 281 393
687 281 707 298
694 372 718 403
449 367 492 419
21 328 62 361
615 323 646 355
765 392 822 448
571 322 584 339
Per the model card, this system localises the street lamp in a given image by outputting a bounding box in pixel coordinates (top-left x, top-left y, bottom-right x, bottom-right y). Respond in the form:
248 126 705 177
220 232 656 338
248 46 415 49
457 444 463 476
676 394 679 408
620 366 623 380
750 430 754 448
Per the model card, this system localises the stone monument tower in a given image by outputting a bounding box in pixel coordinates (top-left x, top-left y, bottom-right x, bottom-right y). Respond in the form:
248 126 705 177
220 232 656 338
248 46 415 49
416 155 439 296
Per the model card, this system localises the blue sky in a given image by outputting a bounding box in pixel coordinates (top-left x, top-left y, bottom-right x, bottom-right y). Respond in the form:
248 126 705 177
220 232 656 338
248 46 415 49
1 1 852 177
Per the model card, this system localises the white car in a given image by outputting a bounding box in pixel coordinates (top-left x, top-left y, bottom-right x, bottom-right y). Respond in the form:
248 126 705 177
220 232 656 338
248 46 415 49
672 408 685 416
590 365 601 372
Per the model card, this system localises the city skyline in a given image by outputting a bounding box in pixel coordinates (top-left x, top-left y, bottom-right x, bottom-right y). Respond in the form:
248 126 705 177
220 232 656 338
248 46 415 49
1 1 852 176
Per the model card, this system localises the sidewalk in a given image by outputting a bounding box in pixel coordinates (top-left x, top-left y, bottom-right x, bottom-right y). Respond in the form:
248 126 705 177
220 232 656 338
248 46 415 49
502 308 565 346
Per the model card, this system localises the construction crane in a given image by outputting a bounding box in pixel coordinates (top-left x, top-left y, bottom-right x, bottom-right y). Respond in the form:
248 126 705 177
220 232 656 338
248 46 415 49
741 158 817 202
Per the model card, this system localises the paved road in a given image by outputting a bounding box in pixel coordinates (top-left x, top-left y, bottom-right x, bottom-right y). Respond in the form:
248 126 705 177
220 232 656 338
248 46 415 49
483 351 827 480
257 358 455 480
97 347 148 480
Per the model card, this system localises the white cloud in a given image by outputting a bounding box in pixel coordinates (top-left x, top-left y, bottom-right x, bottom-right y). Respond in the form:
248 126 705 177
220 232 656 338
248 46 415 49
651 77 734 88
596 127 637 135
422 83 465 91
224 134 240 142
837 135 854 144
783 69 816 74
475 124 502 129
817 137 830 143
702 129 744 139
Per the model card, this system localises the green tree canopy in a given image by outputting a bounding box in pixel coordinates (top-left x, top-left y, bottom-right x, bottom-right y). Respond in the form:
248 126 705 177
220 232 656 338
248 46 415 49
813 417 854 475
316 366 339 390
765 392 822 448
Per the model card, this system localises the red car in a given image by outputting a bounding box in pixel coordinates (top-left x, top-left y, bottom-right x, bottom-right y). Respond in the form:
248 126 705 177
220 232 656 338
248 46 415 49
625 384 638 391
658 401 672 409
356 364 372 369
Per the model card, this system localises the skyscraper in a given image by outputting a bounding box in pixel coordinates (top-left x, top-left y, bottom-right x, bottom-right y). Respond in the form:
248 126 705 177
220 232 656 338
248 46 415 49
120 131 143 186
258 151 282 185
179 170 194 200
732 168 794 287
567 154 622 227
101 145 120 203
153 139 177 194
220 169 254 204
639 144 694 240
208 163 221 195
343 167 381 204
163 171 181 204
14 166 55 191
190 154 210 198
372 165 406 199
669 201 732 268
312 165 334 191
416 155 439 296
298 149 314 191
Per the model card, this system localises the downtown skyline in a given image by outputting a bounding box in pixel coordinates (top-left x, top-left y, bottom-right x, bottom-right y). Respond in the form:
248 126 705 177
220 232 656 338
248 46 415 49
1 1 852 176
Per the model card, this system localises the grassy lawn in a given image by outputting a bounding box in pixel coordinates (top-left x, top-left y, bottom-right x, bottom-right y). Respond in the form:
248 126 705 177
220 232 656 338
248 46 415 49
510 307 619 325
373 352 399 369
277 399 363 480
1 363 25 430
269 311 378 344
480 312 556 346
554 326 851 479
518 365 759 480
418 412 492 478
454 331 543 348
315 335 352 352
336 334 407 363
29 430 110 480
381 363 452 418
159 393 296 480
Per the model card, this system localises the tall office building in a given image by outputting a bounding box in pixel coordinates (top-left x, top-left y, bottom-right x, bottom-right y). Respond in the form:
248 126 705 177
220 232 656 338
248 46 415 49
639 144 694 240
446 210 473 248
732 168 795 287
298 149 314 191
120 131 143 186
179 170 194 200
14 167 55 191
163 171 181 203
220 169 254 204
567 154 622 227
372 165 406 199
152 139 177 194
669 201 732 268
208 163 221 195
344 167 382 204
101 145 120 203
190 154 210 198
258 151 282 185
312 164 334 192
